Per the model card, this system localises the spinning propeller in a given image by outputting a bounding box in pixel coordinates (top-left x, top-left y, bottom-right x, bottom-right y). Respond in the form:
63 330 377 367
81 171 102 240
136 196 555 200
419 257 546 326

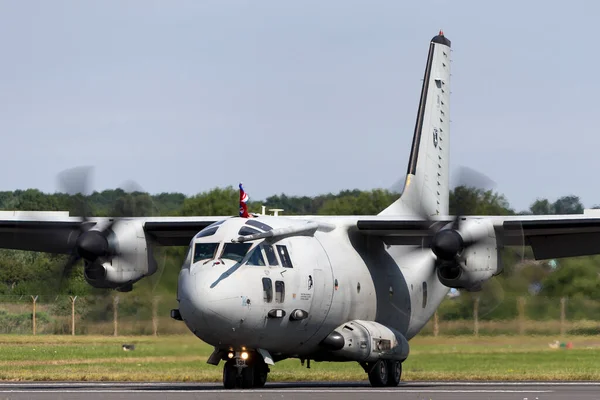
408 166 526 324
55 167 161 292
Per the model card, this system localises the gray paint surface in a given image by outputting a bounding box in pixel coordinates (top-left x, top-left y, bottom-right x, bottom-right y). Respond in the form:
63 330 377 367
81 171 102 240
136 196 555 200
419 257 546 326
0 382 597 400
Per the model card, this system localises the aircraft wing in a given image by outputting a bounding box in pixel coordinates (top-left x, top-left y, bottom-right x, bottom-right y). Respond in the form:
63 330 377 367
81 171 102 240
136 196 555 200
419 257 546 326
354 213 600 260
0 212 226 253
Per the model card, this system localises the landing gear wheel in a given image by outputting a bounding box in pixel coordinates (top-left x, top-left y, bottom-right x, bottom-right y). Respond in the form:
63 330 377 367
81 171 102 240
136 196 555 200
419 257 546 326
223 360 237 389
253 360 269 388
386 360 402 386
368 360 388 387
241 363 255 388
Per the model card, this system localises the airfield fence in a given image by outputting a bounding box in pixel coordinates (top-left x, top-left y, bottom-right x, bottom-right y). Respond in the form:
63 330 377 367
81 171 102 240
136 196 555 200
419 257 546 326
0 293 599 336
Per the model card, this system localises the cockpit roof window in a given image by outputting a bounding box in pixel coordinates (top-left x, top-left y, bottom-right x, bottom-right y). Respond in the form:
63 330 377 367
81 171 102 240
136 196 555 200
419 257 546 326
238 226 261 236
206 220 226 229
221 243 252 263
193 243 219 263
196 226 219 238
245 219 273 231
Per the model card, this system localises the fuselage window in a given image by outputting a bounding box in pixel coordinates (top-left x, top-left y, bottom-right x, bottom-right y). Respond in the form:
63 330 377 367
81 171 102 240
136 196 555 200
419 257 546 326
263 245 279 266
262 278 273 303
246 247 266 266
221 243 252 263
422 281 428 308
275 281 285 303
238 226 261 236
196 226 219 238
193 243 219 263
276 245 293 268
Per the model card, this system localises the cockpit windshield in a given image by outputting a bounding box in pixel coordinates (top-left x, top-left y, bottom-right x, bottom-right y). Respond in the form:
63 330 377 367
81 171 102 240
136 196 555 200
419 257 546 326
246 247 266 266
221 243 252 263
193 243 219 263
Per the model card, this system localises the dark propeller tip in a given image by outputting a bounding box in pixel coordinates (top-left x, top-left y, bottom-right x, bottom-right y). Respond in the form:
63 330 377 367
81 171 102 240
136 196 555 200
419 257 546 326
431 229 463 261
75 231 109 262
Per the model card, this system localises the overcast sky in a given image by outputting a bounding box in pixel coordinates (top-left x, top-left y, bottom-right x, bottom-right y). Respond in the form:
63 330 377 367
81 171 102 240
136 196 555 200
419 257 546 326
0 1 597 212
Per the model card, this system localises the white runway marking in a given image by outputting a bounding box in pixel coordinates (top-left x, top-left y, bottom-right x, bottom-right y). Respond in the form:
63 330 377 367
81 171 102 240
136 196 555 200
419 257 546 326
0 390 554 394
0 381 594 386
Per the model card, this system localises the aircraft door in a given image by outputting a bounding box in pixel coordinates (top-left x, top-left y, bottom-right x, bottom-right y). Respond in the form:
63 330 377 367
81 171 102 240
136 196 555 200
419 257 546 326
299 239 334 339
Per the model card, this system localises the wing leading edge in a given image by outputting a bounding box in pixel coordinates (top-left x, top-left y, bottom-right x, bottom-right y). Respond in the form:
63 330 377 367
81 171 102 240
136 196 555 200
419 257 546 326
355 214 600 260
2 212 600 260
0 213 227 253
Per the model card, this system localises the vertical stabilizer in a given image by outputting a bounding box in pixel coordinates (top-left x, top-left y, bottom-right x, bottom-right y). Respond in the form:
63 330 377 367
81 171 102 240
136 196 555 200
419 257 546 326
381 32 452 217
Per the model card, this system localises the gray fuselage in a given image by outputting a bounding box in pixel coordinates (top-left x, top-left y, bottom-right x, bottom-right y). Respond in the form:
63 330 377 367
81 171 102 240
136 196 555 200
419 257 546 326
177 216 448 359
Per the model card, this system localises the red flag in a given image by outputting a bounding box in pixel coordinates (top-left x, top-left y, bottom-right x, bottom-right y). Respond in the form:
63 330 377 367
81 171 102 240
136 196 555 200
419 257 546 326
239 183 250 218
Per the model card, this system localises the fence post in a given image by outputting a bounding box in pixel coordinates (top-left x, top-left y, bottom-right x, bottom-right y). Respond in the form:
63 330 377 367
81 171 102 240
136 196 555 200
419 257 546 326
560 297 566 336
70 296 78 336
474 296 480 337
113 295 119 337
518 296 526 335
433 310 439 337
152 296 160 337
31 295 38 335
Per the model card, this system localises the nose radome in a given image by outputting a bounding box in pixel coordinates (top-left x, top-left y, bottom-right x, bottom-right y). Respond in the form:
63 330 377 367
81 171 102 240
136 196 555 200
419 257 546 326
180 263 256 346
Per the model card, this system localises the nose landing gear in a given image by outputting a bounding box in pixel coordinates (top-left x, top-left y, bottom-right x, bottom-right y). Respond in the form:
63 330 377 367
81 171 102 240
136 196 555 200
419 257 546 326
223 352 270 389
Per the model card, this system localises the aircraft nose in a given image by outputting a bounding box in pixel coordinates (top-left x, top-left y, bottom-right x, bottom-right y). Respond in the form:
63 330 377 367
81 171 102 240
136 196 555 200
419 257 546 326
178 262 257 346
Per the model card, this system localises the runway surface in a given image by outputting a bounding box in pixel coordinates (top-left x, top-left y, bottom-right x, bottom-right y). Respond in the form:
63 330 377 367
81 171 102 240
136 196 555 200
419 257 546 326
0 382 598 400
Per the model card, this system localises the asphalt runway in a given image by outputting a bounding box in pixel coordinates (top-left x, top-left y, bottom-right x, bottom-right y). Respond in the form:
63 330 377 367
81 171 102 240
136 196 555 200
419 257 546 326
0 382 598 400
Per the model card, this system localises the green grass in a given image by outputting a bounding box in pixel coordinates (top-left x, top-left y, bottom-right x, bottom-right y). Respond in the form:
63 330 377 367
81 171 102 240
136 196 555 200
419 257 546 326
0 334 598 381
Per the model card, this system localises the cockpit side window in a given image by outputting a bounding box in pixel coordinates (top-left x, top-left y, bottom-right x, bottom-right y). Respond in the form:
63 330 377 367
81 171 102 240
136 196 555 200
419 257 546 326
276 245 293 268
182 246 192 269
246 247 266 266
193 243 219 263
263 245 279 266
221 243 252 263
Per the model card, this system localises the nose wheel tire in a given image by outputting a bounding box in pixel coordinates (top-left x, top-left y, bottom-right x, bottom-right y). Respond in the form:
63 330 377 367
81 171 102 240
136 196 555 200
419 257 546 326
223 356 270 389
223 360 237 389
254 360 269 388
367 360 388 387
240 364 255 388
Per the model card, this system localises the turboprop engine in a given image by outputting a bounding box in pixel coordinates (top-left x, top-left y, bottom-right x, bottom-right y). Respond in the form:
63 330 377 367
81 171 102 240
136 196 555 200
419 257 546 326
431 218 500 291
318 320 410 363
81 220 156 291
55 167 157 292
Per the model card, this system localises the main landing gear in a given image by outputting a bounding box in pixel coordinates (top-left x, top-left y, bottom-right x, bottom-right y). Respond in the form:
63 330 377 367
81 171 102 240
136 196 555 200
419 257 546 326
361 359 402 387
223 352 270 389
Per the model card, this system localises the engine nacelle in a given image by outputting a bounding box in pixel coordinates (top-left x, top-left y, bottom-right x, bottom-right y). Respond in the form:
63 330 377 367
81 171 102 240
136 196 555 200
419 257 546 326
319 320 410 363
83 219 156 291
436 218 500 291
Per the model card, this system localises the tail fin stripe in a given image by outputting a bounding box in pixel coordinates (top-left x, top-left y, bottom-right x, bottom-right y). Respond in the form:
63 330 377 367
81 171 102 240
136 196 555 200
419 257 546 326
406 41 436 176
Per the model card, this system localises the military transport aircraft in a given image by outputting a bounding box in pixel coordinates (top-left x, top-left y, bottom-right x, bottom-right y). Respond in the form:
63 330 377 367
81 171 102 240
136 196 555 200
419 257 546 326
0 31 599 389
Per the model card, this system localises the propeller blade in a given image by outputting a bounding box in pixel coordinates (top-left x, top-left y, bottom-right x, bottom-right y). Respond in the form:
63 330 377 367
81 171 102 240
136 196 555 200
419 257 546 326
452 165 496 192
57 166 94 221
451 165 497 232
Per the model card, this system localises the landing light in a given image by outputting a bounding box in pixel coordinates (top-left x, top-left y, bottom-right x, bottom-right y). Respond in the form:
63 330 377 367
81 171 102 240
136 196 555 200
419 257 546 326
227 352 234 359
241 352 249 360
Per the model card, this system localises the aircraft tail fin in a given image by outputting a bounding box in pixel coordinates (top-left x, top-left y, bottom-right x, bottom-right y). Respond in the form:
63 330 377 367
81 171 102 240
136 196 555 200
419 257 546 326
380 31 452 217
